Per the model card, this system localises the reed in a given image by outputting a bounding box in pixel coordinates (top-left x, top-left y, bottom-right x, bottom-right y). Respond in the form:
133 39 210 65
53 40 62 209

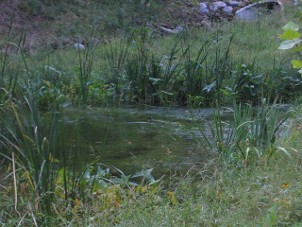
199 100 289 166
76 31 96 106
0 91 64 214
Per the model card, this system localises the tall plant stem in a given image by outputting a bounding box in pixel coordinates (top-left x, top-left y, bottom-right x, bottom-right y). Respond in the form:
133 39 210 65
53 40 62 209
12 152 19 214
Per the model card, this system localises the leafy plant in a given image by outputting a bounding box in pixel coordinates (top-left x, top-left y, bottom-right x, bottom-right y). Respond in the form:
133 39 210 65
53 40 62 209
80 164 162 192
54 162 163 210
279 21 302 74
231 63 263 103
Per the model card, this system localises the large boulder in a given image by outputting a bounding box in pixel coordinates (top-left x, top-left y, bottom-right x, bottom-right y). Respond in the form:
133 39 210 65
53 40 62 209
235 0 282 21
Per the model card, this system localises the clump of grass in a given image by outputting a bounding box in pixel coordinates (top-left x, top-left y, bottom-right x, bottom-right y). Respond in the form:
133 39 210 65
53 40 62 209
199 99 290 166
0 94 64 214
76 37 95 106
102 35 130 106
98 30 237 107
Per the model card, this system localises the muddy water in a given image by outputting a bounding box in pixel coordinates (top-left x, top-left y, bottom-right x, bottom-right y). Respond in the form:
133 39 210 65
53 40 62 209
61 107 217 176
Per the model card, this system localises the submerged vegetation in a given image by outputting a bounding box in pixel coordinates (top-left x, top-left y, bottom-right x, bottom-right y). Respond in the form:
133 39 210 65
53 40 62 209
0 1 302 225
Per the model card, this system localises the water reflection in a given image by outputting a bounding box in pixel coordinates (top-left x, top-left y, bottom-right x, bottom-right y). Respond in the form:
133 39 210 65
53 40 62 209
61 107 211 176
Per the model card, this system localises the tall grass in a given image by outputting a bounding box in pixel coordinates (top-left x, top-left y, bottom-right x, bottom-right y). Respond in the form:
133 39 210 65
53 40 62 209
206 33 235 105
199 100 290 166
76 31 96 106
100 30 238 107
103 36 130 105
0 43 69 217
0 94 63 214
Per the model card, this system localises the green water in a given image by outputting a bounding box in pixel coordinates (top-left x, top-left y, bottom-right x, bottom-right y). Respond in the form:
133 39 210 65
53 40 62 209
61 107 213 177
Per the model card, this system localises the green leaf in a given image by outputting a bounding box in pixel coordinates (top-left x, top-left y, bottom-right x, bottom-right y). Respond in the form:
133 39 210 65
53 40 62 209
283 21 299 31
132 168 153 178
279 39 302 50
280 30 301 40
291 60 302 69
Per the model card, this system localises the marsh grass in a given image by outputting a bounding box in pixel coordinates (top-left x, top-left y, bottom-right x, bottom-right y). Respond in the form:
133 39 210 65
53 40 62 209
103 35 131 105
76 39 95 106
98 30 238 106
199 100 290 166
0 95 64 214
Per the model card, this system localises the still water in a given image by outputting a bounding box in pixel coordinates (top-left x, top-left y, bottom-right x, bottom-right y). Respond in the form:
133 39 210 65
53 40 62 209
60 107 215 176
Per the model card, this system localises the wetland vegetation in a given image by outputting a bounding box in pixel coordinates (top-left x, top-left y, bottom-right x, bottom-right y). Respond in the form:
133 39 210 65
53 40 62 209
0 1 302 226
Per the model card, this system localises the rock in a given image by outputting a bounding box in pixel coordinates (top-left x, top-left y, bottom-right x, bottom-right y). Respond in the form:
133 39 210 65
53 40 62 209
200 3 209 15
223 6 234 15
74 43 86 50
175 25 185 33
235 5 258 21
228 0 241 7
159 25 184 34
235 0 281 22
210 1 227 11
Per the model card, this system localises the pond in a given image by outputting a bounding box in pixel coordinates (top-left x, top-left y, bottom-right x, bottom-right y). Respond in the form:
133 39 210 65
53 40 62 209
59 107 217 177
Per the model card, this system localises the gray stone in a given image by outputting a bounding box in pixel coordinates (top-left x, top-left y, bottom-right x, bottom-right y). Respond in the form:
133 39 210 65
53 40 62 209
235 0 281 22
211 1 227 11
200 3 209 15
74 43 86 50
228 0 240 7
235 6 258 21
223 6 234 15
175 25 184 33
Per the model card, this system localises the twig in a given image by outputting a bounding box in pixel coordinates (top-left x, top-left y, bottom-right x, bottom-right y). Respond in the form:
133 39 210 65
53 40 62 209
12 152 19 214
17 212 27 227
31 211 38 227
29 204 38 227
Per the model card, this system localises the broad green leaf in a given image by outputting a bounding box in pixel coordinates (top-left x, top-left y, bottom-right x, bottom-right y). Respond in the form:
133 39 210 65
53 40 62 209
291 60 302 68
279 39 302 50
283 21 299 31
280 30 301 40
132 168 153 178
